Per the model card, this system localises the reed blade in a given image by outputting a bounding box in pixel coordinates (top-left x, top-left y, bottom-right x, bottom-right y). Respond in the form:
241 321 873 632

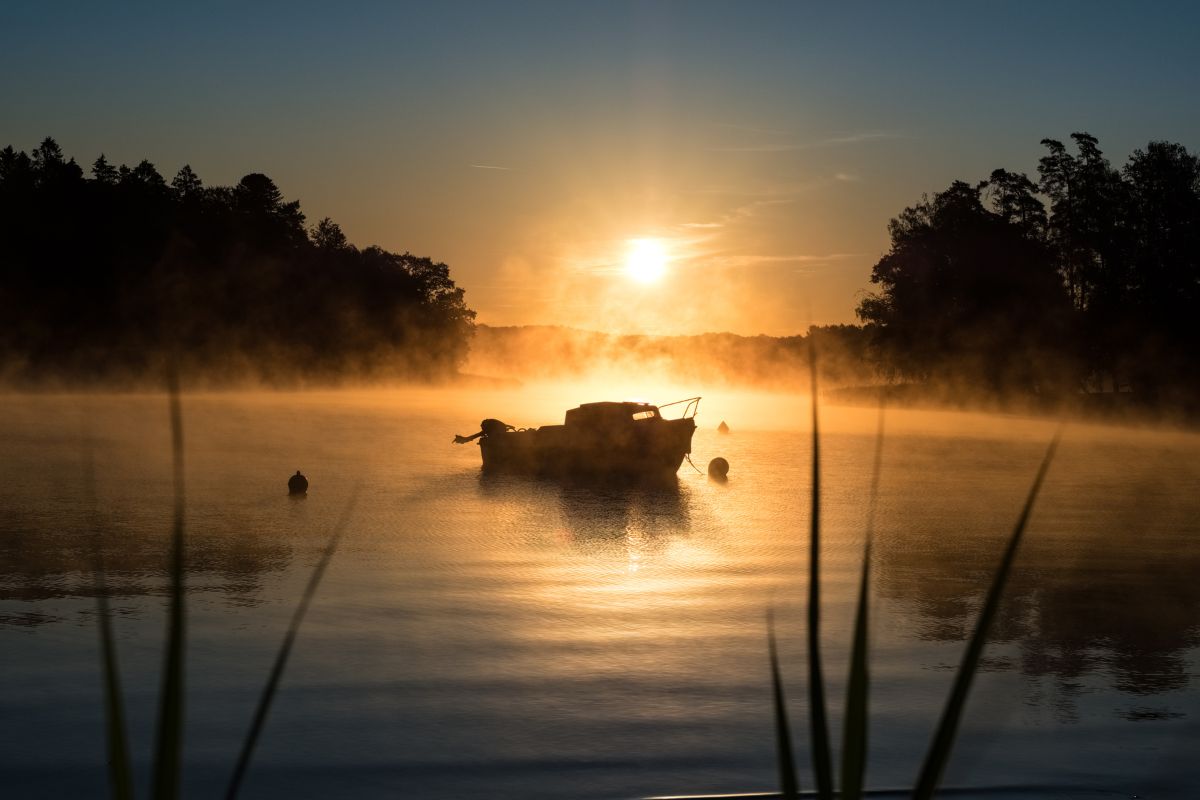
152 366 187 800
768 609 800 799
87 444 134 800
806 340 833 800
225 490 360 800
98 586 135 800
912 426 1064 799
839 402 886 800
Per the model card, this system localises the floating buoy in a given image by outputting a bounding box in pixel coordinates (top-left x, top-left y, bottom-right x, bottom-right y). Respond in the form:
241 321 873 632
707 457 729 480
288 470 309 495
717 420 730 434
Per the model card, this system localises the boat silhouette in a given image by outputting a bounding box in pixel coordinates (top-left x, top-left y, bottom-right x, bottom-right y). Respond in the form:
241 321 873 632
454 398 700 478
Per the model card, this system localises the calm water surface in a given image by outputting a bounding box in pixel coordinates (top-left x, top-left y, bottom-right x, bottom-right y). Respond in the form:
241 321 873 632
1 388 1198 798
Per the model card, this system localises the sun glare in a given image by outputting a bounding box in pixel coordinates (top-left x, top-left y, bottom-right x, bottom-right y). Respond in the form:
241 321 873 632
625 238 668 284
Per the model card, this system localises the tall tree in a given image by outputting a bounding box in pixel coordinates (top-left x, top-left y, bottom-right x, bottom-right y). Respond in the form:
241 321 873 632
311 217 349 251
234 173 306 250
92 154 119 185
30 137 65 174
171 165 203 198
1121 141 1200 400
984 169 1046 238
1038 133 1129 311
1038 133 1131 388
127 160 167 188
857 181 1072 393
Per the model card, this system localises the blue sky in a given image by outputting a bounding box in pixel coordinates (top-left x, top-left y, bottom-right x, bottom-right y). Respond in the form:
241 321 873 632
4 2 1199 333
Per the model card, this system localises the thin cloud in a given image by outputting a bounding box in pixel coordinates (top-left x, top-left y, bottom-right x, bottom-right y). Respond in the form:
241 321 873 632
469 164 513 171
693 179 829 197
679 197 796 231
711 122 790 136
567 258 626 276
710 252 864 270
708 142 809 153
820 130 902 145
708 129 906 153
834 172 860 182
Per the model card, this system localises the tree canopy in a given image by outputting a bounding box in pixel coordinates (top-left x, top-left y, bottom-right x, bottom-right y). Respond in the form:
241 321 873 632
0 138 475 385
857 134 1200 409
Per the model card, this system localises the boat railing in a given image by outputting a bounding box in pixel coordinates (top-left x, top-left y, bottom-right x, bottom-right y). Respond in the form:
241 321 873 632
658 396 701 420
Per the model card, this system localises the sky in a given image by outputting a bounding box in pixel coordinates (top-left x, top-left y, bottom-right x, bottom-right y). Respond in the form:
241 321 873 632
3 1 1199 336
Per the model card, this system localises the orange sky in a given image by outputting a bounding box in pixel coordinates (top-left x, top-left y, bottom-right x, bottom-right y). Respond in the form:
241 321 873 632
4 4 1198 335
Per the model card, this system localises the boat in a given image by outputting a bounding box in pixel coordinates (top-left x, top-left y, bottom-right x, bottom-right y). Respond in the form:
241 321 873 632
454 397 700 478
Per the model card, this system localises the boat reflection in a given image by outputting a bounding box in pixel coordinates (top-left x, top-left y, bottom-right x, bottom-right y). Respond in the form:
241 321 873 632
477 471 690 565
557 480 689 560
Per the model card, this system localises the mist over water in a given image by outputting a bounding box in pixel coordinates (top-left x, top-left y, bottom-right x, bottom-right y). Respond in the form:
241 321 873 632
1 386 1198 798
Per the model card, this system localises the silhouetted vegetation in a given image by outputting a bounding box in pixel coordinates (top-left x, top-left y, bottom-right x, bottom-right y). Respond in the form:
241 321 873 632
0 138 475 385
858 133 1200 412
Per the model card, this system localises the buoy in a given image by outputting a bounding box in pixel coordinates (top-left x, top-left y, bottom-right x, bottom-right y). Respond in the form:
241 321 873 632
288 470 309 495
717 420 730 434
707 457 729 480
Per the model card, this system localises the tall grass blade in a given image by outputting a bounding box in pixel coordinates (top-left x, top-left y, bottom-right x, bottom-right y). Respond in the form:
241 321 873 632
839 402 886 800
806 339 833 800
87 444 135 800
225 490 360 800
152 365 187 800
767 608 800 799
911 426 1064 800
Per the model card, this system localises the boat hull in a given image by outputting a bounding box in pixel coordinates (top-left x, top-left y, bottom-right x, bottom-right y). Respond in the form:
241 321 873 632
479 417 696 478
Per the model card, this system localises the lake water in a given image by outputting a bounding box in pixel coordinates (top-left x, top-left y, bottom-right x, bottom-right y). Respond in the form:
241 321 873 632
1 387 1198 799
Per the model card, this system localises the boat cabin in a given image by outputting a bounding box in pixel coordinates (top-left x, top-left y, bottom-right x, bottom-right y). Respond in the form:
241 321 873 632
564 401 660 427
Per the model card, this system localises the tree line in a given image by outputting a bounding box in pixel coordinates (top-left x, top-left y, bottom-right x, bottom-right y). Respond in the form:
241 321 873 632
0 138 476 385
857 133 1200 410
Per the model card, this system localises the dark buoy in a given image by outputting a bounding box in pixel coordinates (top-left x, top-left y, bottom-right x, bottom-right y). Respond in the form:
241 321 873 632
288 470 309 495
717 420 730 434
707 457 729 481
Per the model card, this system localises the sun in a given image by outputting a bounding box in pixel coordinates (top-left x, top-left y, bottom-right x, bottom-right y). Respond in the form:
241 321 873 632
625 238 668 284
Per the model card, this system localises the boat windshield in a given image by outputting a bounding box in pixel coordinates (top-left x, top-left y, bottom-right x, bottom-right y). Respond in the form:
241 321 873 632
631 410 657 421
656 397 701 419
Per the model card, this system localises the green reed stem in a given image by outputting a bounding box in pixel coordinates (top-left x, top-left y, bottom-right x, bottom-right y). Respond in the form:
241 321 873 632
87 444 134 800
225 491 359 800
839 402 886 800
767 608 800 799
807 340 833 800
152 365 186 800
912 425 1064 799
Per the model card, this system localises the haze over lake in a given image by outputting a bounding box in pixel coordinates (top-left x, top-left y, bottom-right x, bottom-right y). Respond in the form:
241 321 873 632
5 5 1200 797
2 388 1197 799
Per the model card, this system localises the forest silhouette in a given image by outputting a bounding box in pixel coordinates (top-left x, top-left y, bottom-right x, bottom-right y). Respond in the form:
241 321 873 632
857 133 1200 413
1 134 1198 414
0 138 475 386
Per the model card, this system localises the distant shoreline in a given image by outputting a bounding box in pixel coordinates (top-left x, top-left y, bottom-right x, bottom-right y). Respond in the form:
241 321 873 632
827 383 1200 429
1 372 1195 433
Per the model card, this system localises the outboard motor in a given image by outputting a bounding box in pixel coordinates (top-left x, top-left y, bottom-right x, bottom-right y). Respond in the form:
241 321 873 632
480 418 513 437
454 419 515 444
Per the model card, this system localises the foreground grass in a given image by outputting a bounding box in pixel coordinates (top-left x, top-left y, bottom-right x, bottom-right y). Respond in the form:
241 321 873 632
88 444 134 800
648 353 1063 799
151 366 187 800
93 372 356 800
